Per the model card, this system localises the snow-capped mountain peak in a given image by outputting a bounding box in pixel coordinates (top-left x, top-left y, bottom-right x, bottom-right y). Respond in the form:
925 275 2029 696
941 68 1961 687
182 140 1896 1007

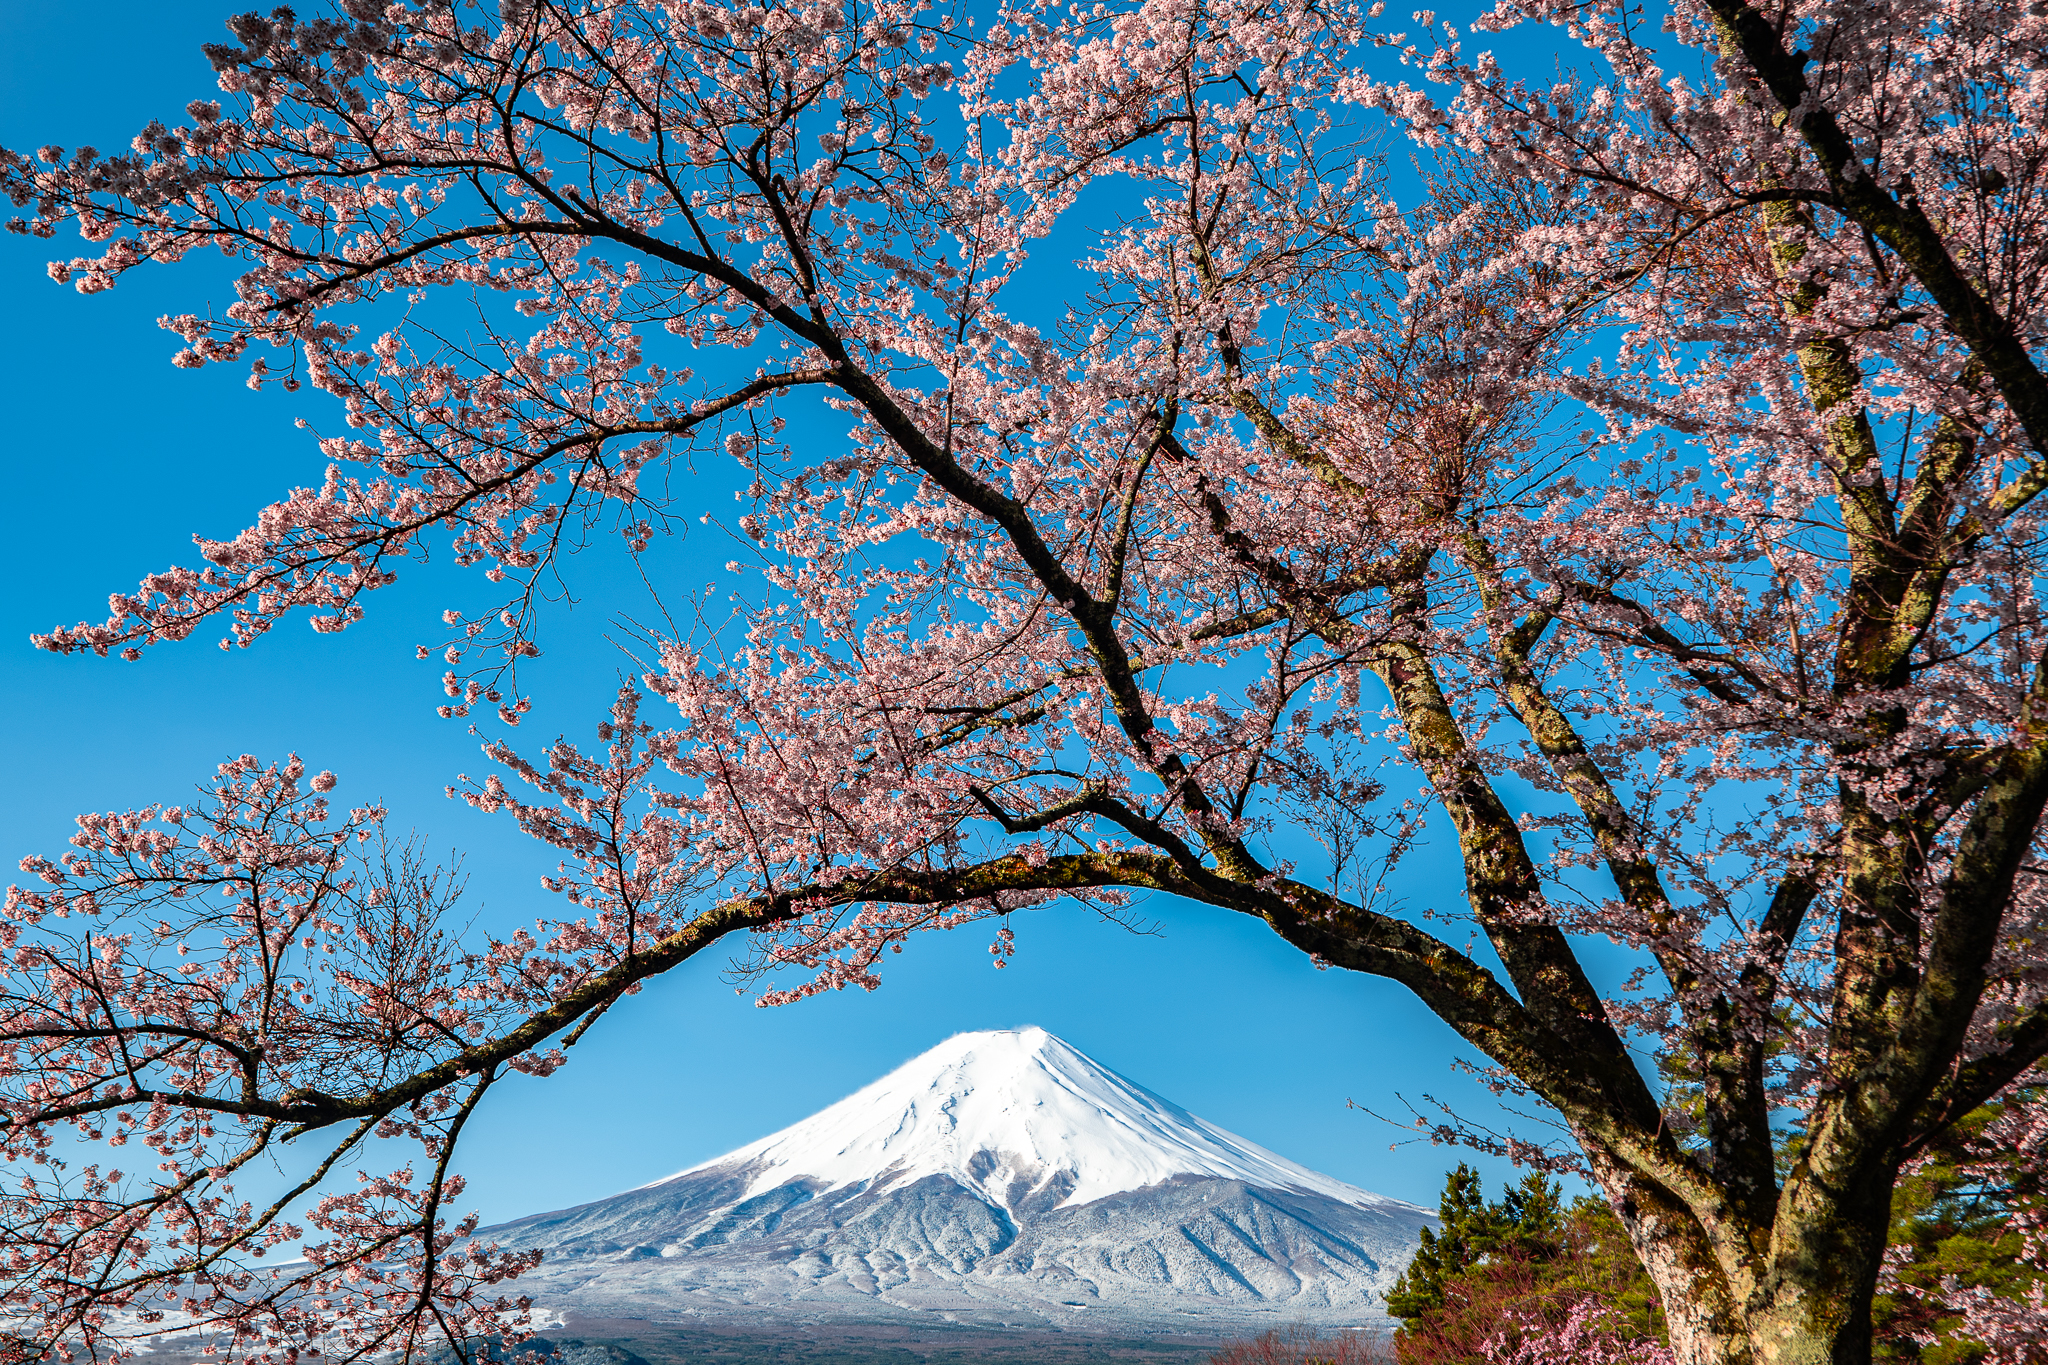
486 1027 1435 1334
647 1026 1407 1214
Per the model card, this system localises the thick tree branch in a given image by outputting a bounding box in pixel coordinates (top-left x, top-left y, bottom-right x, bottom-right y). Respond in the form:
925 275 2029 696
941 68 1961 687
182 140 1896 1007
1702 0 2048 460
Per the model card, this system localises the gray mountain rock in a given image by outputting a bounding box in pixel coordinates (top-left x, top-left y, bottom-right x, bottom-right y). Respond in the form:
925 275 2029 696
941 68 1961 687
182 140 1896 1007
483 1029 1434 1334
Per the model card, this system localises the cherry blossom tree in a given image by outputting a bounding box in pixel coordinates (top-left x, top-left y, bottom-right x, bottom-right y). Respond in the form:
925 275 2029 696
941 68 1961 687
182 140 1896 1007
0 757 546 1361
5 0 2048 1362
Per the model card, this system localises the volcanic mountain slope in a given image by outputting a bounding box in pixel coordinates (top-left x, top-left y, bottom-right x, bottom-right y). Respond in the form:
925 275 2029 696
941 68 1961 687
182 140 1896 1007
483 1028 1435 1333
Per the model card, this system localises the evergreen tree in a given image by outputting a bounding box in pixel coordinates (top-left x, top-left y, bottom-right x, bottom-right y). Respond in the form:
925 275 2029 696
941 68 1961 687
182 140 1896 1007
1384 1168 1572 1324
1386 1168 1663 1365
1384 1166 1499 1322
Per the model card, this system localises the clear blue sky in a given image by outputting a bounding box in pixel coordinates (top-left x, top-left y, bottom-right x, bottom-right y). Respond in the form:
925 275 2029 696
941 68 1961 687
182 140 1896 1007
0 2 1598 1223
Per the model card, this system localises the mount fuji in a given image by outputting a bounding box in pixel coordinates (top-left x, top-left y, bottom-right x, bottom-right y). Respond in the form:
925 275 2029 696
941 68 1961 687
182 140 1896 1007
483 1027 1434 1334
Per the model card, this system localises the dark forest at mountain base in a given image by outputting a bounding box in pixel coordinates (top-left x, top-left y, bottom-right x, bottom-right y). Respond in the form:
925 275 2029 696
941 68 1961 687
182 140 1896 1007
490 1319 1234 1365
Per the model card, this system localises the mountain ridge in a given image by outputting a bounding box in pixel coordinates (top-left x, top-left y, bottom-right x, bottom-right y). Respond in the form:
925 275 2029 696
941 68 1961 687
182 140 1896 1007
485 1028 1434 1335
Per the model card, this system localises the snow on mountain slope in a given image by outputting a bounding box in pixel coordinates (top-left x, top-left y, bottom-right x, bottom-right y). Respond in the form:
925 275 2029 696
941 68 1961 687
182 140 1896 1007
643 1026 1405 1215
484 1028 1434 1334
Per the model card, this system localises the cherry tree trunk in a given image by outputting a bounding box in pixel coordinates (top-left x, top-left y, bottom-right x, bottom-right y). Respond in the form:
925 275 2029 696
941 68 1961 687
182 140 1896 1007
1586 1141 1898 1365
